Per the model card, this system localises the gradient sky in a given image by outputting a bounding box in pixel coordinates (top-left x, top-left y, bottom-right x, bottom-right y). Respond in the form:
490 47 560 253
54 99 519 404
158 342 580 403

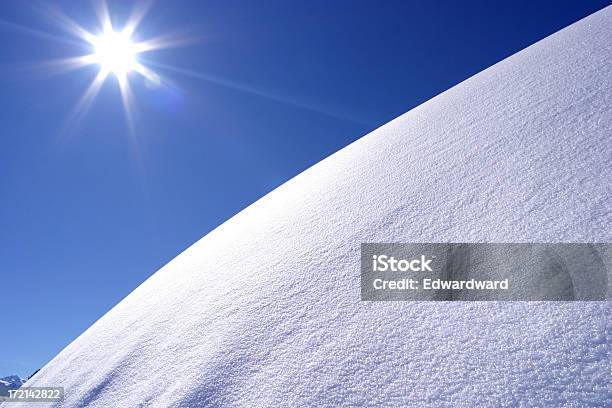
1 0 609 378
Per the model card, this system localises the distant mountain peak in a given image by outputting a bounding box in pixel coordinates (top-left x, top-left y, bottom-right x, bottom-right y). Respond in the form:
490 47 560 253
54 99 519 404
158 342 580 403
0 375 25 385
0 375 26 396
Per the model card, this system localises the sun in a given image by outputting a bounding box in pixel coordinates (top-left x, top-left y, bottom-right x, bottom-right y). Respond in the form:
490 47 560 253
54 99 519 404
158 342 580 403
33 1 190 134
91 29 138 78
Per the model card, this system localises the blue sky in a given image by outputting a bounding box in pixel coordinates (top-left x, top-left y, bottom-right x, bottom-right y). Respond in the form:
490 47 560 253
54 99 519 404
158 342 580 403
1 0 609 377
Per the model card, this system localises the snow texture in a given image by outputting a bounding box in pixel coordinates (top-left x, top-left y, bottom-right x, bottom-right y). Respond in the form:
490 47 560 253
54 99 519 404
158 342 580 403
10 6 612 408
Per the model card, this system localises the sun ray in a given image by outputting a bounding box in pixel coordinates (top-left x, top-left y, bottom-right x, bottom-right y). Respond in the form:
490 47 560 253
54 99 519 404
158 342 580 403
5 55 98 78
60 68 109 139
117 73 136 136
133 63 161 85
142 59 375 126
116 72 146 173
41 4 97 44
131 31 201 53
92 0 112 33
122 0 155 38
49 55 98 71
0 18 85 47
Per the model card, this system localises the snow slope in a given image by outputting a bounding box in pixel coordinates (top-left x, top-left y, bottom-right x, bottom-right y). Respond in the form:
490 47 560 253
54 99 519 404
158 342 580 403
11 6 612 408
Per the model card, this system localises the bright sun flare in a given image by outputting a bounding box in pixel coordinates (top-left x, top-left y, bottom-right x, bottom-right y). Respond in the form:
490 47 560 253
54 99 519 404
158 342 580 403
91 29 138 78
39 1 189 134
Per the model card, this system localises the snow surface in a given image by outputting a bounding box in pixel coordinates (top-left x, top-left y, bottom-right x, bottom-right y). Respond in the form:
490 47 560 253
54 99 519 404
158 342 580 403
10 6 612 408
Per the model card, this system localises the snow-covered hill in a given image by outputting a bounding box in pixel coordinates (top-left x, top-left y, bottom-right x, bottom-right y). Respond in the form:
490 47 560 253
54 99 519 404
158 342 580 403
12 6 612 408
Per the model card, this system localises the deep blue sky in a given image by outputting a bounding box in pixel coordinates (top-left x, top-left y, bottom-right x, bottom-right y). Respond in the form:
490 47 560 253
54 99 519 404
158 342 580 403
1 0 609 377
